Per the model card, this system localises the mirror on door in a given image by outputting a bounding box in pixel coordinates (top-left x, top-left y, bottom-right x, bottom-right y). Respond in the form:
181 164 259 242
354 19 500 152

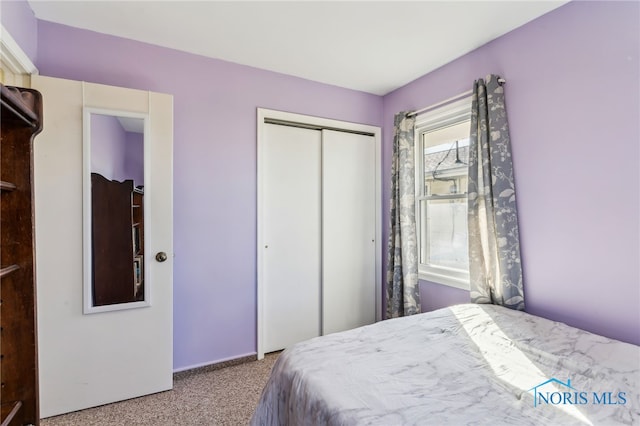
83 109 149 313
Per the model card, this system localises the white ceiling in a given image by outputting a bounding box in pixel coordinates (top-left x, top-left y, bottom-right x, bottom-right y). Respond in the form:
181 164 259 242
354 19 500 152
28 1 568 96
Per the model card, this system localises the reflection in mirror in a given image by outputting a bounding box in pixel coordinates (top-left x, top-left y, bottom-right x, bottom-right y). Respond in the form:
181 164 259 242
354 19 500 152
89 113 145 308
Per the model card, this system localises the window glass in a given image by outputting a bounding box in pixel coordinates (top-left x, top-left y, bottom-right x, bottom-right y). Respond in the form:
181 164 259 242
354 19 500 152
415 98 471 289
425 198 468 271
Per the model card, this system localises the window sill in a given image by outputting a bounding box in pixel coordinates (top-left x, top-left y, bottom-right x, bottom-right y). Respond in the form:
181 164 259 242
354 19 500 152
418 270 469 291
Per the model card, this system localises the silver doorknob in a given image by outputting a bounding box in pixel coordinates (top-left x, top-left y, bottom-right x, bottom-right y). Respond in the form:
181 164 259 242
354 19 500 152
155 252 168 262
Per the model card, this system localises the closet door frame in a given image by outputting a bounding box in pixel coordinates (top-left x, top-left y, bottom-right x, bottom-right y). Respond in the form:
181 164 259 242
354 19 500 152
256 108 382 360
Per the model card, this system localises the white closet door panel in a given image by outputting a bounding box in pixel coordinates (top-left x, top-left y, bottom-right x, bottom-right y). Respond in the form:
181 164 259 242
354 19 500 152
263 124 321 352
322 130 376 335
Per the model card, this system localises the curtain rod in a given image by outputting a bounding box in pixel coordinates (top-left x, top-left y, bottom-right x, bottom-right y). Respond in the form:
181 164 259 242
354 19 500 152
406 77 506 118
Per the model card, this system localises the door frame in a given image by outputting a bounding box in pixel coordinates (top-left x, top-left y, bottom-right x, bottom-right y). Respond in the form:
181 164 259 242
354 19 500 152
256 108 382 360
0 24 38 86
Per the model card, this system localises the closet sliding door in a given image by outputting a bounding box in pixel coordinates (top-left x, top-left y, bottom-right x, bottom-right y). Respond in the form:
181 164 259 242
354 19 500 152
258 109 381 359
262 124 321 353
322 130 376 335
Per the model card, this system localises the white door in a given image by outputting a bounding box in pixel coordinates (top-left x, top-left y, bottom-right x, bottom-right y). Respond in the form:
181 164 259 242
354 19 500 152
322 130 376 335
262 124 322 353
31 75 173 417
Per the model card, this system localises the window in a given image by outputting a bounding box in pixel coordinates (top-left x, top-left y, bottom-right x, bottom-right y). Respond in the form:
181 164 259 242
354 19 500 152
415 96 471 289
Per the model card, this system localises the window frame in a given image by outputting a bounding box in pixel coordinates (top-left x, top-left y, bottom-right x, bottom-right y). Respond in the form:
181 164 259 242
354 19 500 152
414 95 472 290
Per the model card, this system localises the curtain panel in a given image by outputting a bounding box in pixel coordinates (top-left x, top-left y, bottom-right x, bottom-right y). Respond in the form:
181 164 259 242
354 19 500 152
468 75 525 310
386 113 420 318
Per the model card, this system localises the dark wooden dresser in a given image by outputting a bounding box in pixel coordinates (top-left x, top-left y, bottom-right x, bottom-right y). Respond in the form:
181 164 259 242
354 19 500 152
1 84 43 426
91 173 145 306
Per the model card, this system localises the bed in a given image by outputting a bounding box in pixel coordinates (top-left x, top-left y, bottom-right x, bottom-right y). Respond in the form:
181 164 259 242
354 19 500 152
251 304 639 425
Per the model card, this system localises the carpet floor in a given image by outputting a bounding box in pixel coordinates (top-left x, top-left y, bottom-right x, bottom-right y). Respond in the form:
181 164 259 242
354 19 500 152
40 352 279 426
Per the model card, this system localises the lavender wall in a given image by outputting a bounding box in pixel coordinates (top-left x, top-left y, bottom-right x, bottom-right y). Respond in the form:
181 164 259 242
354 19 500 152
383 1 639 345
35 21 383 370
124 132 144 186
91 114 128 182
13 0 638 371
0 0 37 63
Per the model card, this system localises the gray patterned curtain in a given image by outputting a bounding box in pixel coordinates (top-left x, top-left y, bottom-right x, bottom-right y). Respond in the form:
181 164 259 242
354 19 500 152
468 75 525 310
386 113 420 318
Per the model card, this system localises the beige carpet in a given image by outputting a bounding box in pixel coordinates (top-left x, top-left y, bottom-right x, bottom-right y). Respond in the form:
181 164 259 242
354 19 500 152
41 352 279 426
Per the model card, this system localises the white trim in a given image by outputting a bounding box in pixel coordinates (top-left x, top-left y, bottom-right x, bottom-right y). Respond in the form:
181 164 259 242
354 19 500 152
0 24 38 76
419 270 469 291
172 352 256 373
414 96 471 132
257 108 382 360
415 95 472 292
408 90 472 118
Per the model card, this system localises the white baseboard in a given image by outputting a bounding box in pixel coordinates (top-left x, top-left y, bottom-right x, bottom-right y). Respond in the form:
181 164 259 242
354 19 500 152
173 352 258 373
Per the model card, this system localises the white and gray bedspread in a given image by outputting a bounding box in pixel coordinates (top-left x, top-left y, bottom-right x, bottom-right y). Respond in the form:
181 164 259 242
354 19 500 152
251 304 639 425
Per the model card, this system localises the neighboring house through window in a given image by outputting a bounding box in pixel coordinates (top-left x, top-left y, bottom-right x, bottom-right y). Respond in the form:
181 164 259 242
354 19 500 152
415 96 471 290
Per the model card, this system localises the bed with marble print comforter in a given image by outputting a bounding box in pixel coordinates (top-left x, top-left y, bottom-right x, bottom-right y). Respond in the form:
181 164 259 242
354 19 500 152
251 304 639 425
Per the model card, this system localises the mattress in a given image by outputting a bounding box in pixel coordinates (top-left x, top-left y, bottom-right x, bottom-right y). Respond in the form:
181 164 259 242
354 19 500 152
251 304 639 425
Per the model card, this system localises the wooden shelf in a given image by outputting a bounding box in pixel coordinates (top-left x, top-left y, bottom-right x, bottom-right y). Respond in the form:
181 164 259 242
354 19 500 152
1 400 23 426
0 85 38 126
0 181 17 192
0 265 20 279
